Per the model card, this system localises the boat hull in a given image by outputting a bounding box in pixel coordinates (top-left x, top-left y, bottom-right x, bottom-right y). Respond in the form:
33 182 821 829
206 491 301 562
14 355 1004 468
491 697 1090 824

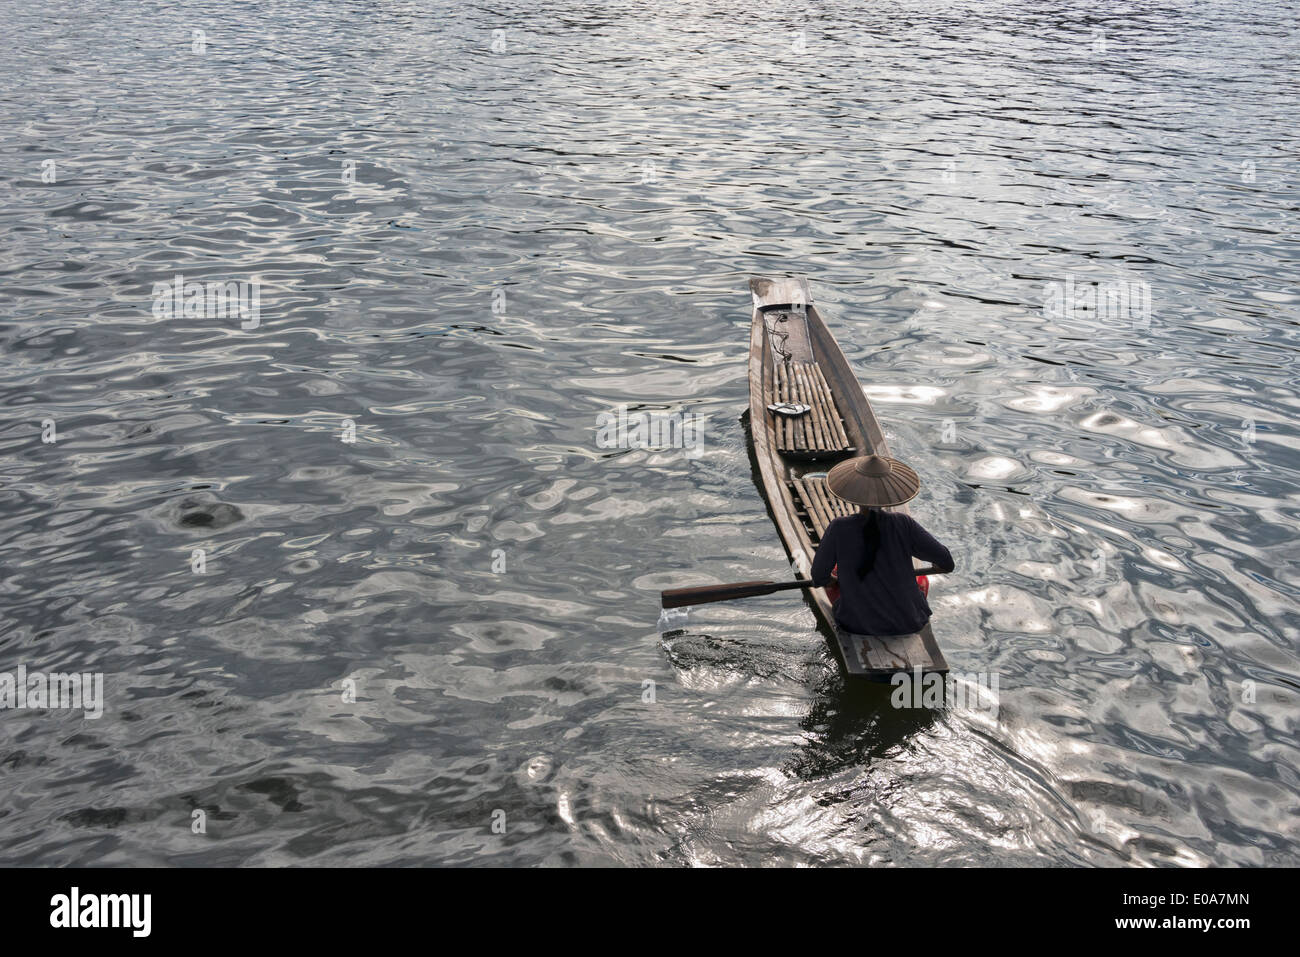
747 276 949 681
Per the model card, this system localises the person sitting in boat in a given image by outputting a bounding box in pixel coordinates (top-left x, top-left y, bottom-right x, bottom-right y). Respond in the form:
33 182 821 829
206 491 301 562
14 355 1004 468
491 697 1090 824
810 454 954 637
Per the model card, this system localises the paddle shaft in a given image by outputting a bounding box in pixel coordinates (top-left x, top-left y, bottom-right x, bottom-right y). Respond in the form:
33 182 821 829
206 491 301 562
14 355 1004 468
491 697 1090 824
660 567 946 609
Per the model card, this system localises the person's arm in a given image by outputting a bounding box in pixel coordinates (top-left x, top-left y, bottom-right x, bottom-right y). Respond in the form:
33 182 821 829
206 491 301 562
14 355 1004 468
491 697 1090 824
810 520 840 586
903 515 955 573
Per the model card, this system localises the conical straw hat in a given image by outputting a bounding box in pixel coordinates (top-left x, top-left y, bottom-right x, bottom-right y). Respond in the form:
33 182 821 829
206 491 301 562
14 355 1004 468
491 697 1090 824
825 454 920 507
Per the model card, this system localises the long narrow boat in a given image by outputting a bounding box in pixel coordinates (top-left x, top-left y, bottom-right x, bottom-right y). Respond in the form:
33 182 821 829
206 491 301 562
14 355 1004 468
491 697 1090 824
747 275 949 681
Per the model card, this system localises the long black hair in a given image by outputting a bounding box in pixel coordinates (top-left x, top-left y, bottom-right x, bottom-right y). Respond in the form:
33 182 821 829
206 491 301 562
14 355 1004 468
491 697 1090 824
856 507 882 579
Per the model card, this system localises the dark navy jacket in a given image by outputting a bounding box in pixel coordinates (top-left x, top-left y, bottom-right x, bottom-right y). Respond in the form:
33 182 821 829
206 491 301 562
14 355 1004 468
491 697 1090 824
810 510 954 636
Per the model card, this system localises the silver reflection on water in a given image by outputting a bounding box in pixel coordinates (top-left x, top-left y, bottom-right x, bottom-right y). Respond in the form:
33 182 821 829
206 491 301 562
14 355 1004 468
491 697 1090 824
0 0 1296 867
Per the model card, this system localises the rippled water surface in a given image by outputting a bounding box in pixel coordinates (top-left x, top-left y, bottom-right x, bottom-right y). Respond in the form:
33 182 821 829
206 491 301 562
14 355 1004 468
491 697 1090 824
2 0 1297 866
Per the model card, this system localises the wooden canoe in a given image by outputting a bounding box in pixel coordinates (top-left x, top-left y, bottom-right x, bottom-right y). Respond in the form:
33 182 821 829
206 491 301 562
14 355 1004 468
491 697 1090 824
747 275 949 681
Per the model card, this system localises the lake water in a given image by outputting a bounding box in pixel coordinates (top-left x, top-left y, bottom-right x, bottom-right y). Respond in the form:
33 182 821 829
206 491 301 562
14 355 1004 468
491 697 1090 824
1 0 1297 866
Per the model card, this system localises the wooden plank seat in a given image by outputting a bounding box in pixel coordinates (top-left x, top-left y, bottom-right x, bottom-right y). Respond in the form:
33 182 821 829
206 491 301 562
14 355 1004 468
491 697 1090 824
768 361 854 458
788 474 858 542
835 627 946 676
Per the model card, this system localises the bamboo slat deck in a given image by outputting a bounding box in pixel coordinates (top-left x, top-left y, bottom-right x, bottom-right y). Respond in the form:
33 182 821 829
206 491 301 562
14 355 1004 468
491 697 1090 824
770 362 853 456
789 475 857 541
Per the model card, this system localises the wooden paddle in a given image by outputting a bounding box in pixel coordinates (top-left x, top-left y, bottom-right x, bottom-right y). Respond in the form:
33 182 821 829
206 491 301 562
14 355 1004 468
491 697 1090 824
660 568 947 609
